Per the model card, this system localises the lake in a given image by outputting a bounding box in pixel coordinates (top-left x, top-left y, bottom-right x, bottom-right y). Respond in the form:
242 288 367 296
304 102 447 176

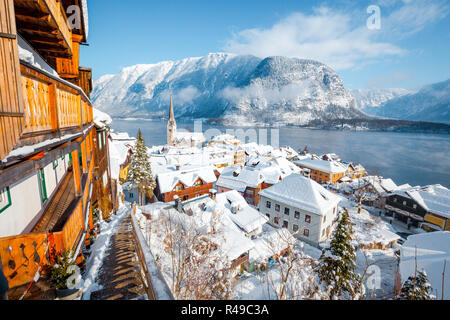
111 119 450 189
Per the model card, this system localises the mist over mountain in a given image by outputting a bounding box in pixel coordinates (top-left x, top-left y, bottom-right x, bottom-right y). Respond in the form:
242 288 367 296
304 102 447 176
352 88 412 112
363 79 450 124
92 53 366 125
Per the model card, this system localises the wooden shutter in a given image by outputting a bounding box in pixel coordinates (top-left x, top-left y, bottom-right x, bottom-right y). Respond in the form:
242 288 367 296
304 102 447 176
0 0 25 160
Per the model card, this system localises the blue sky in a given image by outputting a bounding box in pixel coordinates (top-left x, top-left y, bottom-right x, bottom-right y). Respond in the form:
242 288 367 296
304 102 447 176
80 0 450 90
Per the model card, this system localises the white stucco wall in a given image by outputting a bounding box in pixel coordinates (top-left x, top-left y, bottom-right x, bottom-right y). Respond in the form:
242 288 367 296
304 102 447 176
259 195 338 247
0 173 43 237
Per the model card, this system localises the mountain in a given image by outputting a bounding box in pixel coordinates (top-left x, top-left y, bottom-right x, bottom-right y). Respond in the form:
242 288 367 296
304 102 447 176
367 79 450 124
91 53 366 125
352 88 412 112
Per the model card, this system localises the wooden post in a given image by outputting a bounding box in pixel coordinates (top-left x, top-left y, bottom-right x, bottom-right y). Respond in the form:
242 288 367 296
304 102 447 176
81 140 87 173
0 0 25 160
71 148 82 196
48 83 59 131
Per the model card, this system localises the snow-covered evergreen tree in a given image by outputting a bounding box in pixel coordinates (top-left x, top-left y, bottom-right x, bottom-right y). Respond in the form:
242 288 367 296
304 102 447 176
126 129 156 205
317 209 361 299
398 270 435 300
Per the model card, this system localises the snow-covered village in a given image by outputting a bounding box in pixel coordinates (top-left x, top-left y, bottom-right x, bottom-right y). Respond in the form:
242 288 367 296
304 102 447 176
0 0 449 311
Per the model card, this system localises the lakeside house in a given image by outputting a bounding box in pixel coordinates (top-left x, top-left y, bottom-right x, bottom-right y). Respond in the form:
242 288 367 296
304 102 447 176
385 184 450 231
258 174 341 247
0 0 113 293
294 158 348 184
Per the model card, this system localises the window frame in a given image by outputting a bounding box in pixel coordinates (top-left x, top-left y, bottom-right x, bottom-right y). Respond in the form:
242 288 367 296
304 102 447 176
0 187 12 214
304 229 310 237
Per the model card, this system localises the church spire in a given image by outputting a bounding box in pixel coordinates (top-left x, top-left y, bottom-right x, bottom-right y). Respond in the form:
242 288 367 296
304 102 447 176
169 93 175 121
167 92 177 146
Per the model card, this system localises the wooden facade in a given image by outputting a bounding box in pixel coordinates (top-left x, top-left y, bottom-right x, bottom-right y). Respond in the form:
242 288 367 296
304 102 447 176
0 0 99 292
156 180 215 203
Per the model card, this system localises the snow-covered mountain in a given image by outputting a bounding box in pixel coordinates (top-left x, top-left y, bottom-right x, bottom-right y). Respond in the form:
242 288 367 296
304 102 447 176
92 53 366 125
352 88 412 112
367 79 450 124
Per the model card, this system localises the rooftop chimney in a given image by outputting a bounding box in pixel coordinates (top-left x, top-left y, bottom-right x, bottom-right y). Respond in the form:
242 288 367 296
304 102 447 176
210 189 217 201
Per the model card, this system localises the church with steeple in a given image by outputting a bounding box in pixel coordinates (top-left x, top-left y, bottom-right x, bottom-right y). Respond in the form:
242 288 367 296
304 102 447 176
166 95 205 148
167 94 177 146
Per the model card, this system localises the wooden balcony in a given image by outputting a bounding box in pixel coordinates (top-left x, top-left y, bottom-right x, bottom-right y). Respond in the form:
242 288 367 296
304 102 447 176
14 0 73 60
0 61 93 162
0 153 94 289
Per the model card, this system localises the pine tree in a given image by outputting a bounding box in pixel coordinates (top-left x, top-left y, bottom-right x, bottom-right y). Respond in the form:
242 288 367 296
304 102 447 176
398 270 435 300
317 209 361 299
126 129 156 205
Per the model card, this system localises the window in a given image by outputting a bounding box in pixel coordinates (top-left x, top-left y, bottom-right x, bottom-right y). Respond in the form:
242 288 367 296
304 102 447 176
393 198 397 202
305 215 311 223
266 201 271 209
413 204 417 209
266 214 270 219
103 131 106 147
304 229 310 237
323 215 327 223
275 204 280 212
293 224 299 232
98 132 103 150
130 193 134 198
0 187 12 214
284 207 290 216
194 179 202 187
246 189 254 195
274 217 279 225
403 201 407 206
39 169 48 203
53 160 58 170
174 185 183 192
295 211 300 219
283 220 289 228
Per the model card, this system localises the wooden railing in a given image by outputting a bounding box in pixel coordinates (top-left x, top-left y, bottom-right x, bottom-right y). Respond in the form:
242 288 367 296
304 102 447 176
0 146 95 289
20 62 92 136
130 205 174 300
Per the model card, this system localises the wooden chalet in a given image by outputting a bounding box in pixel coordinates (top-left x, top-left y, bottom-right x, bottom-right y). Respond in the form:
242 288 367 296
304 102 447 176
0 0 109 297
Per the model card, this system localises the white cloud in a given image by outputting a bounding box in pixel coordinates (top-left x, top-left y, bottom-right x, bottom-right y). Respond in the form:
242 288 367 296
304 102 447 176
223 1 448 70
161 85 201 105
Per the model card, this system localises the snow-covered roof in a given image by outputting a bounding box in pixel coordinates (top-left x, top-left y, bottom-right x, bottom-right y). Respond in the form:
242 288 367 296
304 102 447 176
295 158 348 173
110 131 135 141
156 165 218 193
249 227 296 262
347 207 401 246
407 185 450 218
259 174 342 216
216 166 265 192
93 108 112 128
175 131 205 142
215 190 268 234
400 231 450 300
